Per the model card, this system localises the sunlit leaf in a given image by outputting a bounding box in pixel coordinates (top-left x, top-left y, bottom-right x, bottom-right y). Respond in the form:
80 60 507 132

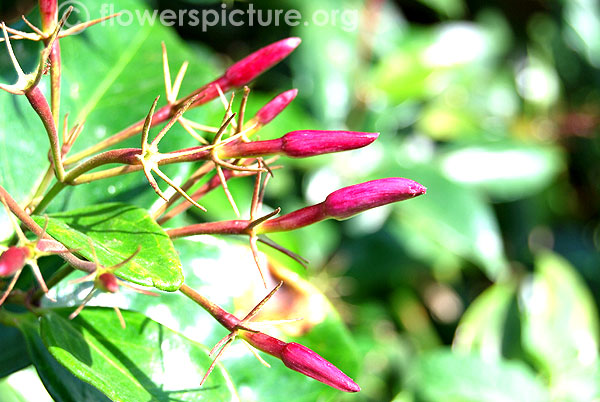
41 308 238 402
33 203 183 291
0 323 31 379
391 164 508 280
520 251 600 400
453 282 516 358
0 0 223 236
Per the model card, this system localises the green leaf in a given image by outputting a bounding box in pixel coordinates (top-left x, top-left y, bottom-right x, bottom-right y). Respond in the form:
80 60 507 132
33 202 183 291
0 323 31 378
41 308 238 402
392 164 508 280
406 349 549 402
453 282 516 358
520 251 600 400
439 141 564 200
16 313 111 402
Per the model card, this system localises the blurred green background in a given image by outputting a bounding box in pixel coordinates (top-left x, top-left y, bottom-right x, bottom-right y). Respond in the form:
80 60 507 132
161 1 600 400
1 0 600 401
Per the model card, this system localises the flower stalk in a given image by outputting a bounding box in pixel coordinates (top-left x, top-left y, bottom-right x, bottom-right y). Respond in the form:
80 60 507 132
179 283 360 392
166 178 426 238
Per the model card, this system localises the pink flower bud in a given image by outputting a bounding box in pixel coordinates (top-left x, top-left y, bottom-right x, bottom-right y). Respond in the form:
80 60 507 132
191 38 301 107
97 273 119 293
281 342 360 393
224 38 301 88
242 332 360 392
220 130 379 159
257 178 426 233
0 247 30 277
323 178 426 220
254 89 298 126
281 130 379 158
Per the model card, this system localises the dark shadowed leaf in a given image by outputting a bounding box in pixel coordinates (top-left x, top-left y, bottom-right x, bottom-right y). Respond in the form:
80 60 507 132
0 323 31 379
16 313 111 402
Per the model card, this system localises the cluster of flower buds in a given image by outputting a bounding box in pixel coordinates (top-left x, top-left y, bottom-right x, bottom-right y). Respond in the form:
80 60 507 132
0 4 429 394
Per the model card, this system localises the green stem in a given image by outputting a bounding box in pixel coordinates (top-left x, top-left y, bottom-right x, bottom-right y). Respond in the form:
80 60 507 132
32 181 65 215
73 165 142 184
27 165 55 211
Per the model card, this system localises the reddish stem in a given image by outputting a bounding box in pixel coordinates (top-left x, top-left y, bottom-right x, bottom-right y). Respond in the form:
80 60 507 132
39 0 58 33
166 220 249 239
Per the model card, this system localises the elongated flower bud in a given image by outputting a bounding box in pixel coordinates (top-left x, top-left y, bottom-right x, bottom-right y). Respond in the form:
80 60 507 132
257 178 426 233
253 89 298 127
281 342 360 392
220 130 379 159
0 247 30 277
191 38 301 107
225 38 301 88
242 332 360 392
324 177 426 219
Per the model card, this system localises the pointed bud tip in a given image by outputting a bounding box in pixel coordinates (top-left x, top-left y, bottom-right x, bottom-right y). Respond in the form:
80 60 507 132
255 88 299 125
281 342 360 392
282 130 379 158
324 178 426 220
224 37 302 88
284 37 302 49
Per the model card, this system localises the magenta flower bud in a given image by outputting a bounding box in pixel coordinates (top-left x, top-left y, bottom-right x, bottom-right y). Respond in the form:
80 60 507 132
257 178 426 233
323 177 427 220
281 342 360 393
96 273 119 293
253 89 298 126
0 247 30 277
281 130 379 158
242 332 360 392
224 38 301 88
220 130 379 159
191 38 301 107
